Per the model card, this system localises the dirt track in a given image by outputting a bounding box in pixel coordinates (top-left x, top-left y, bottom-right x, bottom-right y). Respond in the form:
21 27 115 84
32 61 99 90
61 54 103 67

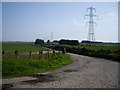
12 53 118 88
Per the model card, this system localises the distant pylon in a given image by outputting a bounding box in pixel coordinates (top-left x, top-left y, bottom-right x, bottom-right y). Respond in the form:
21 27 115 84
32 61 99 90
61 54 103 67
84 6 98 41
51 32 53 42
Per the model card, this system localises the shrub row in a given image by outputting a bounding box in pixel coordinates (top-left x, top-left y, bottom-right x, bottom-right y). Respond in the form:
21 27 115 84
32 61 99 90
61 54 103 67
45 45 120 62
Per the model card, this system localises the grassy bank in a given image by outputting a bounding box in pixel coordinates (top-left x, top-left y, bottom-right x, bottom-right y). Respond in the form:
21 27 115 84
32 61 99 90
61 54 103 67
2 54 73 78
78 43 118 51
45 44 119 62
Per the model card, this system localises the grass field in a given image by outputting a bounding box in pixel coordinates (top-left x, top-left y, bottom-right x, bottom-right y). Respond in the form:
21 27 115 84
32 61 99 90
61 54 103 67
2 54 72 78
2 42 72 78
2 42 48 52
2 42 119 78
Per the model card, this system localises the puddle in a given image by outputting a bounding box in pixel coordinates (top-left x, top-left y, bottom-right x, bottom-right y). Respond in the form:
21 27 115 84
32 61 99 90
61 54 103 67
2 84 13 90
22 74 56 84
64 69 78 72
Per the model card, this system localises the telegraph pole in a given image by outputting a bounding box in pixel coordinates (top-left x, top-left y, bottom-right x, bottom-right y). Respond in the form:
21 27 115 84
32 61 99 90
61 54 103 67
51 32 53 42
84 6 98 41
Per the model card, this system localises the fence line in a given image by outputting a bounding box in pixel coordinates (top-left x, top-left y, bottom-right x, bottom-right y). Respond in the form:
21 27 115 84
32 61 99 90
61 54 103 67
2 49 65 60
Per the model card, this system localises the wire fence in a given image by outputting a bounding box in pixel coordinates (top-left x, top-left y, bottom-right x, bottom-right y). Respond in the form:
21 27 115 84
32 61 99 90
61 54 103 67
2 49 66 60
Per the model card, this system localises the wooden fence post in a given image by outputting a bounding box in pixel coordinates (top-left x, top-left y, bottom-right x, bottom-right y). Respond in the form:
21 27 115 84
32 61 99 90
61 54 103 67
2 50 5 59
47 51 49 59
62 48 66 54
29 51 32 59
15 50 19 59
53 50 55 56
59 50 61 54
41 51 43 59
39 51 42 59
64 48 66 54
45 53 47 59
53 50 55 54
39 51 40 59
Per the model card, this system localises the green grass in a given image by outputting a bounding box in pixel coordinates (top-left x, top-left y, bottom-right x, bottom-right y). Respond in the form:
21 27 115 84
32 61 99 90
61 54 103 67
2 54 73 78
50 43 119 51
46 44 119 61
3 53 55 61
77 43 119 51
61 43 119 51
2 42 48 52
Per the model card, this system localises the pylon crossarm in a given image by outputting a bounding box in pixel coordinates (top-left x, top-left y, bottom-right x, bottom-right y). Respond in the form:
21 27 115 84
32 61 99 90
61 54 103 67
93 15 98 19
84 14 90 19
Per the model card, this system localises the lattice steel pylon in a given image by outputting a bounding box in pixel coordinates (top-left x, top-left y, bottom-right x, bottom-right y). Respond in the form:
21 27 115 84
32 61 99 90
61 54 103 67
51 32 53 42
84 6 98 41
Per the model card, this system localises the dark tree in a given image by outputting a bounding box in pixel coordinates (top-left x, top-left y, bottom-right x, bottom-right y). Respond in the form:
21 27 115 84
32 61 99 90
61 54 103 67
81 40 102 43
47 40 50 44
59 39 79 46
53 40 59 43
59 39 69 45
35 39 44 45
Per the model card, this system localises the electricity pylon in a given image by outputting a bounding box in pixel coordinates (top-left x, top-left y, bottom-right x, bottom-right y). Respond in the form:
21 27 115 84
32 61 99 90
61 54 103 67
51 32 53 42
84 6 98 41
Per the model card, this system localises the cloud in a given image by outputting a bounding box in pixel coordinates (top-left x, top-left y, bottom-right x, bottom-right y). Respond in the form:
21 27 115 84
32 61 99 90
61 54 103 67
72 20 85 27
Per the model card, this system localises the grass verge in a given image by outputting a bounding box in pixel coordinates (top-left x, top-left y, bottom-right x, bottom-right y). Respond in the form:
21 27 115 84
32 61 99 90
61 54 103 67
2 54 73 78
46 45 119 62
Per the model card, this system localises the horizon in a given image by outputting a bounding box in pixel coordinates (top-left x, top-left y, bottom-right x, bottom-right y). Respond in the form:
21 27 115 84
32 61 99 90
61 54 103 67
2 40 119 43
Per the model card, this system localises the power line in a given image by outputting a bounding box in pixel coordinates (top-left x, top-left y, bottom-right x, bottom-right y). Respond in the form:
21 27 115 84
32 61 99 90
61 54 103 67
84 6 98 41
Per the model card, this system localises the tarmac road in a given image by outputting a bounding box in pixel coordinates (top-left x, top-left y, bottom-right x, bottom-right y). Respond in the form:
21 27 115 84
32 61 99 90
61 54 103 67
12 53 118 88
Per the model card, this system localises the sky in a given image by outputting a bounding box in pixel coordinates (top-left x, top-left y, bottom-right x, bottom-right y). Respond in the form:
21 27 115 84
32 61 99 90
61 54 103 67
2 2 118 42
0 2 1 42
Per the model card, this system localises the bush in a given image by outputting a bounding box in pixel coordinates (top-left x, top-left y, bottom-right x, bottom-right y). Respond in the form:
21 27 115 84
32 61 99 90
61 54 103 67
45 45 119 62
35 39 44 45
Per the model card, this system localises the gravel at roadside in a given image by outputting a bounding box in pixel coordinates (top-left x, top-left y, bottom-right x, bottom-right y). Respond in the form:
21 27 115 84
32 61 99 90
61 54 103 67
12 53 118 88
